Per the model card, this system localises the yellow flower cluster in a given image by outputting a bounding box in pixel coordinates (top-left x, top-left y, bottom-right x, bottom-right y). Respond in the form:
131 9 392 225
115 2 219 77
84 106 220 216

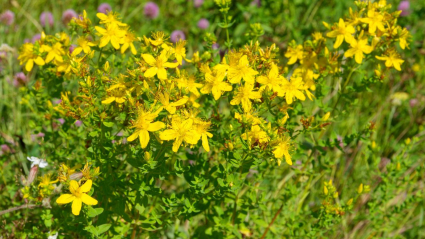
18 0 409 177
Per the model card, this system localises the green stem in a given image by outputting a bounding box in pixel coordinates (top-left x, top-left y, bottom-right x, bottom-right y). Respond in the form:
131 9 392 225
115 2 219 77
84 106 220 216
331 66 358 114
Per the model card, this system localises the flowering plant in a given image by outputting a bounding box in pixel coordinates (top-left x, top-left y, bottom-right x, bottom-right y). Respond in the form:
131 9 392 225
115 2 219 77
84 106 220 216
1 0 422 238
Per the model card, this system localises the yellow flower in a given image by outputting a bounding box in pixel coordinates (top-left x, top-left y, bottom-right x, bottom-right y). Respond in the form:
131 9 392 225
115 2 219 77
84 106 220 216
21 186 31 199
160 118 199 152
241 125 269 145
256 63 283 94
96 12 127 27
177 75 203 96
174 40 190 64
42 42 65 63
56 180 98 216
227 55 258 84
272 136 292 166
361 9 386 34
157 92 188 114
72 37 96 55
73 10 91 29
344 37 373 64
193 121 213 152
142 50 179 80
234 112 264 125
95 24 125 49
149 31 169 47
101 81 134 104
120 29 137 55
58 164 76 182
279 76 306 104
17 43 45 71
398 28 410 50
230 84 262 112
38 173 58 188
326 18 355 49
285 44 304 65
81 163 100 181
127 107 165 148
201 71 232 100
376 49 404 71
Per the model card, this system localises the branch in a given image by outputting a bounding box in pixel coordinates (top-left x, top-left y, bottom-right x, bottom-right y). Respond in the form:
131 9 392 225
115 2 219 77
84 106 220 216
260 203 284 239
0 204 41 216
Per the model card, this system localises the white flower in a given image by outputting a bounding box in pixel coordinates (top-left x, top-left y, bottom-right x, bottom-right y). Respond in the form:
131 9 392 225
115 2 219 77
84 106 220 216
27 156 48 168
47 231 58 239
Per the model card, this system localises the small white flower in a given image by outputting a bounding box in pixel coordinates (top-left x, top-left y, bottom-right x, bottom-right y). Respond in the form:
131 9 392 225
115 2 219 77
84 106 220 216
47 231 58 239
27 156 48 168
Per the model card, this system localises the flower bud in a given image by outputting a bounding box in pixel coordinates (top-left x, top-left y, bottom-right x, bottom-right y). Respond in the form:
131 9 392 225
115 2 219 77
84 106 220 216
27 165 39 186
144 151 151 161
69 172 83 181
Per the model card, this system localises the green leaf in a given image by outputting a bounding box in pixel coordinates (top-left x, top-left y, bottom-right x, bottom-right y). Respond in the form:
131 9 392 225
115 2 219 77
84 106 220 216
103 122 114 127
96 224 111 235
87 207 104 217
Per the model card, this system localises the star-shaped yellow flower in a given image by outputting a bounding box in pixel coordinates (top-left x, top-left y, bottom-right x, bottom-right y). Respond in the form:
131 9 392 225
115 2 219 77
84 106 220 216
376 49 404 71
142 50 179 80
326 18 355 49
56 180 98 216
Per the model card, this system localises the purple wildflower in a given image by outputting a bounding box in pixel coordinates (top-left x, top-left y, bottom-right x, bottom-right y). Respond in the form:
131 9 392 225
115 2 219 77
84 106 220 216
69 44 77 54
212 43 219 50
197 18 209 29
52 99 62 105
250 0 261 7
75 120 83 127
40 11 54 27
57 118 65 125
0 10 15 26
398 1 410 17
409 98 418 107
62 9 77 25
170 30 186 43
1 144 11 154
144 2 159 19
32 34 41 43
194 0 204 8
13 72 28 87
98 3 112 14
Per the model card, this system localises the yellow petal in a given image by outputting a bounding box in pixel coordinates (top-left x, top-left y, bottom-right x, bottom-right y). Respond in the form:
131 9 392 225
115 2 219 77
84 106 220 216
127 130 140 142
144 67 158 78
157 68 167 80
25 59 34 71
172 138 183 152
111 36 121 49
163 62 179 68
56 194 75 204
148 121 165 132
96 13 107 20
102 97 115 104
139 130 150 148
81 193 98 205
72 198 82 215
160 130 177 140
34 57 45 66
142 54 157 66
80 180 92 193
69 180 79 194
202 134 210 152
